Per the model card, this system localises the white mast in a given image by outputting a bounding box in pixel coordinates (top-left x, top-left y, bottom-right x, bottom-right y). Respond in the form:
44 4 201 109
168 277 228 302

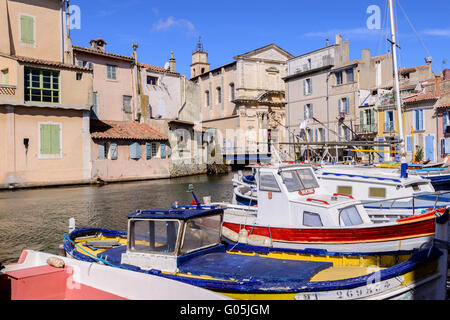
388 0 406 163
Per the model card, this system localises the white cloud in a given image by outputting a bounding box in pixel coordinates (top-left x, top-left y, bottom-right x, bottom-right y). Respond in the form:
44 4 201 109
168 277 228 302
421 28 450 37
152 16 196 35
302 27 382 39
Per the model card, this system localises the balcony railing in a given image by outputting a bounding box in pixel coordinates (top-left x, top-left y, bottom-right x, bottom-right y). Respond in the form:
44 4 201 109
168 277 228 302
354 124 377 134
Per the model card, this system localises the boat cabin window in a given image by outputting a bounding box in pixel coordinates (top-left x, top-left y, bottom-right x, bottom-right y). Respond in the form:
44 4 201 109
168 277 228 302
180 214 222 255
337 186 353 196
259 173 281 192
280 168 319 192
303 211 323 227
129 219 180 255
339 206 363 226
296 169 319 189
368 187 386 199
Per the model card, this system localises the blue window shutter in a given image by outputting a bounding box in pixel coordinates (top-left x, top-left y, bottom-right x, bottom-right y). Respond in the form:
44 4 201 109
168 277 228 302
444 111 448 134
419 109 424 131
378 138 385 162
146 142 152 159
303 105 306 119
98 142 105 159
406 136 412 153
445 138 450 155
395 137 400 162
441 139 446 155
160 143 166 159
413 110 417 130
130 142 140 159
110 142 118 160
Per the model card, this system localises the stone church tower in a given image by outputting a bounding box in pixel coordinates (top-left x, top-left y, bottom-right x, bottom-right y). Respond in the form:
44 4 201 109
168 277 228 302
190 37 210 79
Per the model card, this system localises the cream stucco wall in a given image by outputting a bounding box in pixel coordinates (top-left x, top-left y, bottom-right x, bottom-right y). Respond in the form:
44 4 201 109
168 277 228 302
2 0 64 62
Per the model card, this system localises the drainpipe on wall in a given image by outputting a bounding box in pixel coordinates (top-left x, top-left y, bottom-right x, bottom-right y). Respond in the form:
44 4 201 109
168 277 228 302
60 0 65 63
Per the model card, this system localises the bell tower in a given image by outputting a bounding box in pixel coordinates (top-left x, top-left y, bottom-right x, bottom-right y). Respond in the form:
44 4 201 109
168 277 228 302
190 37 209 79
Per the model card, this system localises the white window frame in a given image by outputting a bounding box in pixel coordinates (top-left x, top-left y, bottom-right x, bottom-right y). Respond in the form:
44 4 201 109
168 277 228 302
19 13 36 48
38 122 62 159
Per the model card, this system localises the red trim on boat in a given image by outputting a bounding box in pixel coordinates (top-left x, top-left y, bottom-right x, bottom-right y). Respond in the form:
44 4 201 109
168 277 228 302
223 214 435 244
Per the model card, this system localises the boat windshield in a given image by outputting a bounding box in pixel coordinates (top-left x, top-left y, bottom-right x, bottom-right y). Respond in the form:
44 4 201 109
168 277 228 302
129 219 180 255
180 214 222 255
281 169 319 192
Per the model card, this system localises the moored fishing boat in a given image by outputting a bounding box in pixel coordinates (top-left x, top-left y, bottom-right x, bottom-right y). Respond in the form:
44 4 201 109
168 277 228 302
219 163 446 253
0 249 229 300
62 204 449 300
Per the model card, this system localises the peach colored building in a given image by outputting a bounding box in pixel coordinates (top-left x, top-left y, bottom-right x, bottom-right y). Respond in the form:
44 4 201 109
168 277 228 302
72 39 173 182
0 0 93 189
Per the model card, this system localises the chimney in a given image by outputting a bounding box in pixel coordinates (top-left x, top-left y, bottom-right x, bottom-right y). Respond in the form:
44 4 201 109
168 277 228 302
435 75 441 96
169 51 176 73
361 49 371 63
90 38 107 52
335 34 343 45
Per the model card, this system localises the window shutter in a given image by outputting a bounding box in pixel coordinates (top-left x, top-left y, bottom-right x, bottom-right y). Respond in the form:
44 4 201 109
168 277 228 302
130 142 141 159
20 15 34 44
378 138 385 162
98 142 105 159
419 110 424 131
360 110 364 128
338 99 342 114
445 138 450 155
303 80 306 95
345 98 350 114
406 136 413 153
110 142 118 160
160 143 166 159
92 92 98 115
50 124 61 155
303 105 307 120
146 142 152 159
444 111 448 134
40 124 50 154
441 138 446 155
310 104 314 118
370 109 375 131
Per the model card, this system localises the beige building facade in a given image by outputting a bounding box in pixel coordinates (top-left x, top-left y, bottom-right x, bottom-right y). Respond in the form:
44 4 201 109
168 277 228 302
0 0 93 189
191 42 293 158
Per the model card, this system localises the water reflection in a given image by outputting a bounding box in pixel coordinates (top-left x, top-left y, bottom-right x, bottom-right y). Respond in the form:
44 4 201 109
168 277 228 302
0 173 235 264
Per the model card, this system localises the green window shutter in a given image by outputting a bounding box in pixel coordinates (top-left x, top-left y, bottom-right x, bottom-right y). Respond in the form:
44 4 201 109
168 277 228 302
20 15 34 44
40 124 60 155
40 124 51 154
50 124 61 154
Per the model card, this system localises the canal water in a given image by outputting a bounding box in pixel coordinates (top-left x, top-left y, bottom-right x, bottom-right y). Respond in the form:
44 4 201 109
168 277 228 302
0 172 238 264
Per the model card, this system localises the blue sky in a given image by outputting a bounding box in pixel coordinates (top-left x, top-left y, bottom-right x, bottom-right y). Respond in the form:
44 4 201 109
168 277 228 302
69 0 450 78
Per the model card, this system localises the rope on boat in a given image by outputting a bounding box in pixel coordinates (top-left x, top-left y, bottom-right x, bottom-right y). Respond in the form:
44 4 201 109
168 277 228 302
63 234 123 270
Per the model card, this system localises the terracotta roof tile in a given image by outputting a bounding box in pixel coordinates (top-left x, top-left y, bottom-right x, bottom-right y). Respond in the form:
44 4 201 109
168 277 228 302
91 120 168 141
403 91 440 103
72 45 135 62
138 62 180 76
13 55 92 72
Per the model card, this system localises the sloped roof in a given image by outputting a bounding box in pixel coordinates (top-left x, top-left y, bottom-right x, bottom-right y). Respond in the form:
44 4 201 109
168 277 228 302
137 62 180 76
13 55 92 72
73 45 135 62
233 43 294 60
91 120 168 141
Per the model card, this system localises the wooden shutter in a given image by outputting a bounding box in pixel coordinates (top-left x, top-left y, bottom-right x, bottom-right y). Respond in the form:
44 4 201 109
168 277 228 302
20 15 34 44
50 124 61 155
146 142 152 159
110 142 118 160
98 142 105 159
444 111 448 134
130 142 141 159
406 136 413 153
160 143 166 159
40 124 51 154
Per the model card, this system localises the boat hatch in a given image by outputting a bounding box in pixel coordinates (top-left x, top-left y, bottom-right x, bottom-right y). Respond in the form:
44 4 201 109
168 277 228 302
121 208 224 272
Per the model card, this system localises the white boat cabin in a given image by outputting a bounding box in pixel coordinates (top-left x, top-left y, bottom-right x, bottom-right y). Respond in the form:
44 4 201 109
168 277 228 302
226 164 373 229
316 166 435 201
121 208 223 273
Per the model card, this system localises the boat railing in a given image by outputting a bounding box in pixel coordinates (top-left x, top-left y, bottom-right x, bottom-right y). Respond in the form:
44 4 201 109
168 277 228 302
362 191 450 216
